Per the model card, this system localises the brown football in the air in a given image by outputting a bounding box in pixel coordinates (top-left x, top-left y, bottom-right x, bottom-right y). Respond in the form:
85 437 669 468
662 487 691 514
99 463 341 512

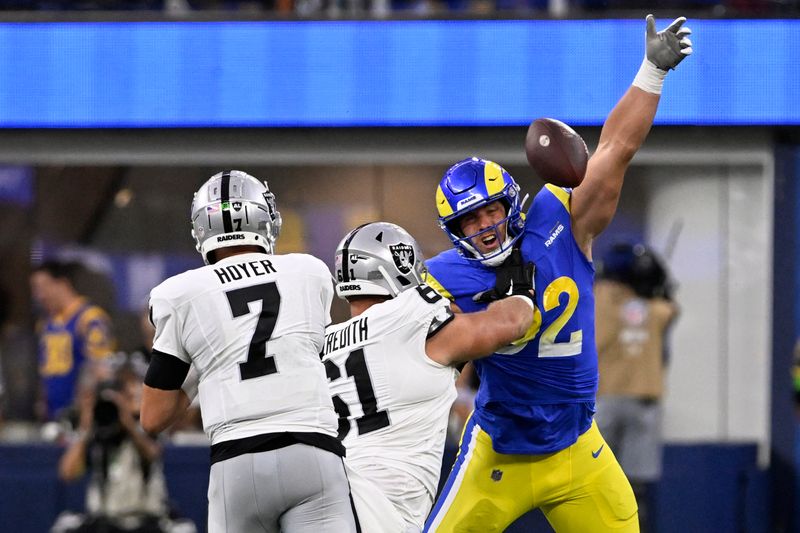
525 118 589 188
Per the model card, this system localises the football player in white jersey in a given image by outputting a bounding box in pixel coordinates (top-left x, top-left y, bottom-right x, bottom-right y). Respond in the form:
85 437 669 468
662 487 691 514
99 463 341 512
140 170 358 533
321 222 535 533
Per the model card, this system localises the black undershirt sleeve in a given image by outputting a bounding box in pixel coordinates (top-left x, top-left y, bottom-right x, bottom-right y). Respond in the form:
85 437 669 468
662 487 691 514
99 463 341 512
144 349 191 390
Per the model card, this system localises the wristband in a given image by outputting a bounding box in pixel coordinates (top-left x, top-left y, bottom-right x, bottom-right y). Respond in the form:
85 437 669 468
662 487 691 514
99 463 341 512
509 294 535 311
632 58 667 95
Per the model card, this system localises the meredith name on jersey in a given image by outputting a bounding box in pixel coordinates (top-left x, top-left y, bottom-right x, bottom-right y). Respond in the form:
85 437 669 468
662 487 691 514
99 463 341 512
321 316 368 357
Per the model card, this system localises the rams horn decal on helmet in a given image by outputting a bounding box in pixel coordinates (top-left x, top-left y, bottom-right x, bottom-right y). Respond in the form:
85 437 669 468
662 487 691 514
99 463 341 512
436 157 525 266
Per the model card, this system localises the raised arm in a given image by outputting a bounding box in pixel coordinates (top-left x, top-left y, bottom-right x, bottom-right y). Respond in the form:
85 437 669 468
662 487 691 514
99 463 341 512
571 15 693 256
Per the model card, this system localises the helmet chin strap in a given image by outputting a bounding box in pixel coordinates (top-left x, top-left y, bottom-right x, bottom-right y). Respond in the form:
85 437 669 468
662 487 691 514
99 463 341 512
479 237 515 267
377 265 401 297
460 235 515 267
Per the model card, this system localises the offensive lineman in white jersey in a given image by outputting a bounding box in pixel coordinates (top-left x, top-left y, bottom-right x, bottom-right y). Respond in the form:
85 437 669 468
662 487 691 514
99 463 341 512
321 222 536 532
140 170 359 533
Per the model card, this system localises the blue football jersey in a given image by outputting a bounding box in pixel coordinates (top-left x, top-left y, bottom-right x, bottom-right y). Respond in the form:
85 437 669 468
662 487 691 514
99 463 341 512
38 300 115 419
426 184 597 454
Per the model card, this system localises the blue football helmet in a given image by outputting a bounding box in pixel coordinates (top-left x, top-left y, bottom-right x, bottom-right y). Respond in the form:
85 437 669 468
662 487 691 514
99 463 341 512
436 157 525 265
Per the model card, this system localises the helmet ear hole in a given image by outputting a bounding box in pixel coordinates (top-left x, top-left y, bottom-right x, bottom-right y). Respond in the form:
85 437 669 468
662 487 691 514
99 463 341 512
445 220 465 239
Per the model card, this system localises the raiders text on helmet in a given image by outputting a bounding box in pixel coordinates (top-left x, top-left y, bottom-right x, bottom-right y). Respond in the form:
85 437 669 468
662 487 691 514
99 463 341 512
334 222 426 299
191 170 282 265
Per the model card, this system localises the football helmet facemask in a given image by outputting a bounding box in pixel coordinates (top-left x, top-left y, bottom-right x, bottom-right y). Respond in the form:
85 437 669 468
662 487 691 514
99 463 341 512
334 222 426 299
190 170 282 265
436 157 526 266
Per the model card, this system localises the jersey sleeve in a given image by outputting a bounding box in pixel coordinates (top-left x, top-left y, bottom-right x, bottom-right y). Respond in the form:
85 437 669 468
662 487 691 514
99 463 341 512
540 184 572 215
426 303 455 339
320 271 334 326
404 285 455 339
149 289 191 364
304 254 335 325
76 306 116 361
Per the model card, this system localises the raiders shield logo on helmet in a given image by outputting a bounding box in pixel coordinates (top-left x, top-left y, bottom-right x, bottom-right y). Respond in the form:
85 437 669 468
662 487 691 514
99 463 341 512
389 243 415 274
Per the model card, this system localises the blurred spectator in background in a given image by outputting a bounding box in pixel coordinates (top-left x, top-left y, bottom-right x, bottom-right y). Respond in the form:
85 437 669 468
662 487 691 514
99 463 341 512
0 0 791 16
794 341 800 413
52 357 195 533
0 285 9 427
0 0 165 10
0 350 4 427
129 307 202 436
129 307 157 364
31 261 116 424
593 242 679 533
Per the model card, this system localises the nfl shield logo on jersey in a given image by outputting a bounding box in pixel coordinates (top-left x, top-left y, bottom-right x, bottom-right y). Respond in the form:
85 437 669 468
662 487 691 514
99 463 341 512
389 243 415 274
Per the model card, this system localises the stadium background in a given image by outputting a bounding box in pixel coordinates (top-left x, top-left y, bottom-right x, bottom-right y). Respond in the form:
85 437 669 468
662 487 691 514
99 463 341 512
0 8 795 533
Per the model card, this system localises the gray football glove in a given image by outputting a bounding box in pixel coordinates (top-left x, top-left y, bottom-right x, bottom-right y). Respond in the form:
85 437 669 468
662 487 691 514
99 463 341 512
645 14 693 71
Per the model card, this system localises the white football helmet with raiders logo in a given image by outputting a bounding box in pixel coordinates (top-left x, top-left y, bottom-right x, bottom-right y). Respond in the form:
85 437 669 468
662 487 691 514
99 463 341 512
190 170 282 265
334 222 427 299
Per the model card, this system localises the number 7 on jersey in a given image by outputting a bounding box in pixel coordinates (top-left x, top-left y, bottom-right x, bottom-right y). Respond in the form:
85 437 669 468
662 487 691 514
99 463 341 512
225 282 281 380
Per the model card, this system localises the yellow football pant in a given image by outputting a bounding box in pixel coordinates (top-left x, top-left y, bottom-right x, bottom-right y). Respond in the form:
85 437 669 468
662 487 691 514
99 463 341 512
425 417 638 532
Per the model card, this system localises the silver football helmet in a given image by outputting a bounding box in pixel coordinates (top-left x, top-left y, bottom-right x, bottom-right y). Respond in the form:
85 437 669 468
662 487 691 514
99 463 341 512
334 222 427 299
190 170 282 265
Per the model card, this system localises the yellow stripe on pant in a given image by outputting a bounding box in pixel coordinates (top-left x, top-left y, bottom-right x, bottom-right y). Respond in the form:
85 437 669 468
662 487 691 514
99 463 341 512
425 417 639 532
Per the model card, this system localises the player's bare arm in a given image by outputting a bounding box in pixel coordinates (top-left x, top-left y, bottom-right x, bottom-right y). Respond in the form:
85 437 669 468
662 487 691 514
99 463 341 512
571 86 659 255
426 295 534 365
571 14 693 256
141 385 191 435
141 350 192 434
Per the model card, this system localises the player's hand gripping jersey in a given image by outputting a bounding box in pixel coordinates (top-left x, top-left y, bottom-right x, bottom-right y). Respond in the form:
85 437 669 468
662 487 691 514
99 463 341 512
427 184 597 454
322 284 457 530
150 252 339 447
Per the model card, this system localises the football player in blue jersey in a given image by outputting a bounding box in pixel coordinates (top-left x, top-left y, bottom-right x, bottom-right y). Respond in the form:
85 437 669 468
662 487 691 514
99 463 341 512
423 15 693 533
31 261 116 422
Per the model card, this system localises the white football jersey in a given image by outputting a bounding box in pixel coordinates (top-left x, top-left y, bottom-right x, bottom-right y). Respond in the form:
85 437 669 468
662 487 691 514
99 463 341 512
150 252 337 445
321 284 457 528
